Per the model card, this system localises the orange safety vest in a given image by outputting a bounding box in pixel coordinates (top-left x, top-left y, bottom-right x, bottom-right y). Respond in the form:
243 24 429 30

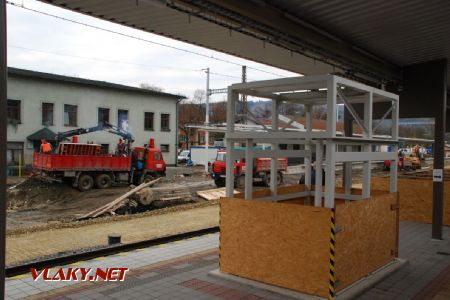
42 142 52 153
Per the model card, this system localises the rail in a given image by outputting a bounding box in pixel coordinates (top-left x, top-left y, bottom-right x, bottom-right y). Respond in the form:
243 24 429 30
6 226 219 277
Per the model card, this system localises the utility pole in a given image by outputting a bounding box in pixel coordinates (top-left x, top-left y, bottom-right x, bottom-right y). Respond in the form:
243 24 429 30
0 1 6 298
204 67 210 173
241 65 247 123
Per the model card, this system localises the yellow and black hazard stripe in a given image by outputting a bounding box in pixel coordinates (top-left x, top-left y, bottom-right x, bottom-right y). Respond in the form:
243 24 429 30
329 208 336 300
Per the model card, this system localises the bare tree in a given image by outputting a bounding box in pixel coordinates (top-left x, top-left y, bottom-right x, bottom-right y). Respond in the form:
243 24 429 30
210 101 227 124
192 89 206 105
178 90 206 149
209 101 227 142
139 83 165 92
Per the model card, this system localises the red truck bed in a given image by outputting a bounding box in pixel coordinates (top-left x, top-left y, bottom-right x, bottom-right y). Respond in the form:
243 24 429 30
33 152 131 172
254 158 288 172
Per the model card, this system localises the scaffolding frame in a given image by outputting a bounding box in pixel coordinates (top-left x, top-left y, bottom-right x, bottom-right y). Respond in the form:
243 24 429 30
225 75 399 208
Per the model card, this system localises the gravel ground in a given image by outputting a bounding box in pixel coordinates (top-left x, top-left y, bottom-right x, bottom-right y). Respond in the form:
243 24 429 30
6 202 219 266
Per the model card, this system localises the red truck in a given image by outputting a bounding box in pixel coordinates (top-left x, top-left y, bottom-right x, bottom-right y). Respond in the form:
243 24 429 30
211 150 288 188
33 123 166 191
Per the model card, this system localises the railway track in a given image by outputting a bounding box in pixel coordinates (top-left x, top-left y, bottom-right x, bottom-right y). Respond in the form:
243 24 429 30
6 226 219 277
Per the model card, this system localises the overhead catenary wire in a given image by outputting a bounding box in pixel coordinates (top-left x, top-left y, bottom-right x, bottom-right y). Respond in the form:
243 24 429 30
9 44 245 80
6 0 288 78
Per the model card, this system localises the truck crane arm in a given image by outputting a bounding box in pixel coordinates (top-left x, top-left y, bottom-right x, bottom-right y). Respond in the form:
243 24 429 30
56 122 134 143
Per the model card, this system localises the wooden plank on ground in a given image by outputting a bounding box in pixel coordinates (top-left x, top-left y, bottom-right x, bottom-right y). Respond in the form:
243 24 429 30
196 187 238 201
78 178 161 219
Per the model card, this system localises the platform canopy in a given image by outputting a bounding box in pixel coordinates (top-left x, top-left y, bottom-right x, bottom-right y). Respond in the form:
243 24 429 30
40 0 450 88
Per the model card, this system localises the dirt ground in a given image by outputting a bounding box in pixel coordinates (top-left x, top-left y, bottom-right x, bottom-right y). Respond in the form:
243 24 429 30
6 166 214 231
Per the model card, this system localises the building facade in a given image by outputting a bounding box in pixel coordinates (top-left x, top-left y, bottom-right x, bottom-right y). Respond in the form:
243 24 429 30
7 68 183 168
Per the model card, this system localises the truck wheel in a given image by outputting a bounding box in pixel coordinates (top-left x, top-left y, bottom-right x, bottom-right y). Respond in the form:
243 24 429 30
95 174 112 189
144 174 156 182
278 172 284 185
264 172 283 187
78 174 94 192
214 178 225 187
235 175 245 188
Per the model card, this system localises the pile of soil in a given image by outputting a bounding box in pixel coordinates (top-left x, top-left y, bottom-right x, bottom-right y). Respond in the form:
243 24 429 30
7 177 79 210
7 178 130 230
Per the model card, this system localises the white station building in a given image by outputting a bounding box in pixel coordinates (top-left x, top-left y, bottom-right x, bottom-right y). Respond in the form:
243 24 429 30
6 67 184 169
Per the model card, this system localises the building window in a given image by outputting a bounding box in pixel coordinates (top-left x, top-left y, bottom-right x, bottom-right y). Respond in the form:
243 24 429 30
98 108 110 124
7 99 21 123
118 109 129 130
160 144 170 152
144 112 154 131
7 142 23 166
100 144 109 154
161 113 170 131
42 102 54 126
64 104 77 126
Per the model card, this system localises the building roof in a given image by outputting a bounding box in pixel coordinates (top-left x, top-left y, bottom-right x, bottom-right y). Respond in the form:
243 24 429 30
26 127 58 141
8 67 186 100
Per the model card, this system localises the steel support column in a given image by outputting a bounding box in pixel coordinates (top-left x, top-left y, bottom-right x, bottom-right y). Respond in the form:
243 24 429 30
343 107 353 194
0 0 7 297
399 59 447 239
432 76 447 240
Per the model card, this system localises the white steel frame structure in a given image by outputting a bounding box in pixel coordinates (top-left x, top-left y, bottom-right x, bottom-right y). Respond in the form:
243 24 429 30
225 75 399 208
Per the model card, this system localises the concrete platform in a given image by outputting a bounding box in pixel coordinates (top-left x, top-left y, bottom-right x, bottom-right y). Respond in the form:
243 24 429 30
209 258 408 300
5 221 450 300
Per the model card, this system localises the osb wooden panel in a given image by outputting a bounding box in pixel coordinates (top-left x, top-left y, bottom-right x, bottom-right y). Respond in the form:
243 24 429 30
220 198 331 297
335 192 398 291
372 177 450 225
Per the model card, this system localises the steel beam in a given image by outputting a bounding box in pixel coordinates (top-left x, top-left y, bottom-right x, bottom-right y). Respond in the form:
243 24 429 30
400 59 447 239
244 138 253 200
201 0 400 81
324 140 336 208
270 99 278 196
314 141 323 207
343 107 353 195
0 0 6 297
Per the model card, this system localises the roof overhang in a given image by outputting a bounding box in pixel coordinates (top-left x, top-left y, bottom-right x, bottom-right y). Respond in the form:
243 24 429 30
39 0 449 90
39 0 400 85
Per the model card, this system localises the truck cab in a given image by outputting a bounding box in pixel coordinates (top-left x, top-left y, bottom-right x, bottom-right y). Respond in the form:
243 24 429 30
211 150 287 188
132 145 166 182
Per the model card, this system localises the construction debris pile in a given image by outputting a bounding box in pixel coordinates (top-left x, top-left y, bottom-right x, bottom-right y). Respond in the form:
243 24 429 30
7 177 79 210
6 173 220 230
80 179 222 218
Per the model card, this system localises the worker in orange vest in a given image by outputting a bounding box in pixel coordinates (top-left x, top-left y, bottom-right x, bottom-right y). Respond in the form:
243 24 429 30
117 138 126 156
40 139 52 154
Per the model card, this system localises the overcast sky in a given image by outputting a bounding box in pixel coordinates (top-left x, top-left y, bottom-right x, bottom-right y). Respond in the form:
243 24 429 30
6 0 299 101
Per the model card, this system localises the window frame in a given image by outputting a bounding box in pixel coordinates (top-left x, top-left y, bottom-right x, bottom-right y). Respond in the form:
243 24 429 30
160 113 170 131
100 143 109 155
160 144 170 153
117 109 129 130
98 107 110 124
7 99 21 123
41 102 55 126
7 142 24 166
63 104 78 127
144 112 155 131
